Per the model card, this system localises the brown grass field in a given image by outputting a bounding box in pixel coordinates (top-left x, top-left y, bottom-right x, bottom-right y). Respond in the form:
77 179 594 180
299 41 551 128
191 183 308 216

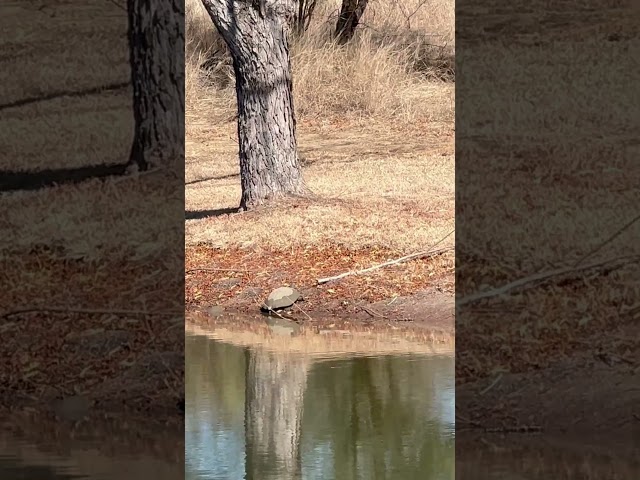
1 1 183 451
455 0 640 442
2 0 639 468
185 0 456 334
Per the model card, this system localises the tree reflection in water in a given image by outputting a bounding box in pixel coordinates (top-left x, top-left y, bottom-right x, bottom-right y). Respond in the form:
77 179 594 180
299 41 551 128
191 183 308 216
185 334 454 480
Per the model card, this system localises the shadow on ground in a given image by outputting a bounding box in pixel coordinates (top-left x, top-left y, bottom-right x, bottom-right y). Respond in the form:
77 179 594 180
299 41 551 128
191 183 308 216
185 207 239 220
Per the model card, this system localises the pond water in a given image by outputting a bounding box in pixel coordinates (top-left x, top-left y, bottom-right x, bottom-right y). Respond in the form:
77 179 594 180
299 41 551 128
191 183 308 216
185 332 455 480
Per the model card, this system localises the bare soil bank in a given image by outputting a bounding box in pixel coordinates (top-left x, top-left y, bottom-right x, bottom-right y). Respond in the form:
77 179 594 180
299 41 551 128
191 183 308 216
186 244 455 339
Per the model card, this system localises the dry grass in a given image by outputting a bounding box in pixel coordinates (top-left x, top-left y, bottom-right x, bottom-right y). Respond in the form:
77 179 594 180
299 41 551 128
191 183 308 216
186 118 454 252
1 2 182 262
185 0 455 258
454 2 640 440
186 0 454 118
0 2 131 172
0 1 183 424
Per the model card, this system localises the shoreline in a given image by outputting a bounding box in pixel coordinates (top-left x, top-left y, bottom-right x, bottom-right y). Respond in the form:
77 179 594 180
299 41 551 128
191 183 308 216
186 305 455 356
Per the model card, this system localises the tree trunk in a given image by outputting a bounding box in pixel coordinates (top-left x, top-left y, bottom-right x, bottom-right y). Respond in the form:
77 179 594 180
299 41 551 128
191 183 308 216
244 349 309 480
295 0 318 37
335 0 369 45
127 0 185 171
200 0 307 210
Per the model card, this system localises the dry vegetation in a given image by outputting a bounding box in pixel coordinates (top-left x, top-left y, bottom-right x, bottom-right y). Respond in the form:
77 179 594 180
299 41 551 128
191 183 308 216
455 0 640 437
185 0 456 327
0 1 183 450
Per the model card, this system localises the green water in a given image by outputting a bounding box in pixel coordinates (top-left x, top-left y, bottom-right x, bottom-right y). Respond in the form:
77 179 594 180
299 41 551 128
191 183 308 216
185 333 455 480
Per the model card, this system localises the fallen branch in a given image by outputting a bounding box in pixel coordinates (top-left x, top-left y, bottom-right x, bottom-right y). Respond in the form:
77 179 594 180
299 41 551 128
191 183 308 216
361 305 385 318
458 254 640 306
294 303 313 322
572 212 640 267
186 267 252 274
317 246 453 284
456 417 542 434
485 425 542 434
480 373 503 396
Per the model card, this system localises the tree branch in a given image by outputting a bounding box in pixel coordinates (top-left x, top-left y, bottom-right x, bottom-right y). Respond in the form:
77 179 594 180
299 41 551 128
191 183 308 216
458 254 640 306
317 246 453 284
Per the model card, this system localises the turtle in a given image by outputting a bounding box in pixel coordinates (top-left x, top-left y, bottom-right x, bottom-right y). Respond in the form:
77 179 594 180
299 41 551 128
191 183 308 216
261 286 303 312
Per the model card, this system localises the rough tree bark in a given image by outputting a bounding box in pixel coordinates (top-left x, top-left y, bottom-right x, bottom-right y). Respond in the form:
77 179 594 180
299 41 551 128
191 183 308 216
335 0 369 44
244 349 309 480
200 0 307 210
127 0 185 171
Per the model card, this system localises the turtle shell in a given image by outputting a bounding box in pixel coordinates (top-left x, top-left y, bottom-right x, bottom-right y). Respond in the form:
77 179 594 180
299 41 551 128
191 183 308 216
262 287 302 310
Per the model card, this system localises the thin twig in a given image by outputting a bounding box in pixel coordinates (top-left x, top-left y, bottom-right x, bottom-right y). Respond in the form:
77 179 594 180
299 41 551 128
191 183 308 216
360 305 384 318
250 294 295 322
480 374 503 396
318 246 452 284
105 0 127 12
186 267 252 274
294 302 313 322
485 425 542 434
572 212 640 267
403 0 430 28
318 229 454 285
458 254 640 306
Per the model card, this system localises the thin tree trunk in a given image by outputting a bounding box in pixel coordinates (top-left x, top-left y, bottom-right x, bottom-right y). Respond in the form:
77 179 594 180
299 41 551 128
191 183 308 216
201 0 307 210
295 0 318 37
335 0 369 45
127 0 185 171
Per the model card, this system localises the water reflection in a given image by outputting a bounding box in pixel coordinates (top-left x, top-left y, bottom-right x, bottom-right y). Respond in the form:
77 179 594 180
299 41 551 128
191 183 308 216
186 333 455 480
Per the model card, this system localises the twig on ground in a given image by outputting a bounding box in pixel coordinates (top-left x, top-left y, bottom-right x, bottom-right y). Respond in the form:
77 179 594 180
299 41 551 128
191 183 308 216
250 295 296 323
479 437 507 452
318 246 452 284
105 0 127 13
360 305 385 318
457 417 543 434
480 374 503 396
458 254 640 306
318 229 454 284
572 212 640 267
454 414 483 428
294 303 313 322
485 425 542 434
186 267 252 274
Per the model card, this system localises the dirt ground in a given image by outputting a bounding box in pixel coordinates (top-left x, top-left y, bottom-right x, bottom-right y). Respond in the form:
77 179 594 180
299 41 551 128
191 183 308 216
186 241 455 337
0 238 185 457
